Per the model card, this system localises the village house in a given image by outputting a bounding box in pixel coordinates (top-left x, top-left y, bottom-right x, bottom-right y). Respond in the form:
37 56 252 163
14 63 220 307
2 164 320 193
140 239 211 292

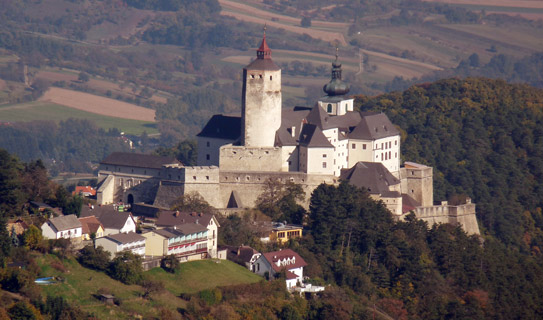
73 186 96 197
142 224 209 262
253 249 307 289
78 216 104 240
95 232 146 256
223 245 261 270
81 205 136 236
41 214 82 240
155 210 220 258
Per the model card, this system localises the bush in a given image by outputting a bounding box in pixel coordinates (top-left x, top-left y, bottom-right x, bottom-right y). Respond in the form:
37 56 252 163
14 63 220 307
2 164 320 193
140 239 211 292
78 245 111 271
108 251 143 285
160 254 179 273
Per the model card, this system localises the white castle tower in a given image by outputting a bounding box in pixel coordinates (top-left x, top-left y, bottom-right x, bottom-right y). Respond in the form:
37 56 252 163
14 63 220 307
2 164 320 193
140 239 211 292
241 29 282 147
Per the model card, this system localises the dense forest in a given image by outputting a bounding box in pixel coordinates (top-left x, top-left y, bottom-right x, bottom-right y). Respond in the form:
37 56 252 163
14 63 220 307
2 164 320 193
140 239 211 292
357 78 543 250
0 119 130 174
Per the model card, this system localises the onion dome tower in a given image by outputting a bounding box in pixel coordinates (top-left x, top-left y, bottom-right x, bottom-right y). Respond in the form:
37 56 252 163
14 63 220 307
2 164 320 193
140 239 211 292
241 27 282 147
318 48 353 116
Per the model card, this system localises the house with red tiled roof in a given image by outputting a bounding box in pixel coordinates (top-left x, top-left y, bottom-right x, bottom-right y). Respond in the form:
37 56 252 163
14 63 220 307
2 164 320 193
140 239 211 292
79 216 104 240
73 186 96 197
253 249 307 289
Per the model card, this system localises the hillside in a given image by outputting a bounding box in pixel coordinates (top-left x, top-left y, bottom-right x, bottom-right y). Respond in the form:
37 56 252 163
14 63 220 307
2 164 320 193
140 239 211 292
35 255 261 319
357 77 543 249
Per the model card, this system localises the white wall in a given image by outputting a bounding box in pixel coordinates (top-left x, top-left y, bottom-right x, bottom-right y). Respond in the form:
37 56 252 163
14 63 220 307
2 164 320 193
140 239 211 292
197 136 235 166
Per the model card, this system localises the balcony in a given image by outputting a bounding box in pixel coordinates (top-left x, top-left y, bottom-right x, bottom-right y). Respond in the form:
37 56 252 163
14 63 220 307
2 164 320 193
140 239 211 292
168 237 207 247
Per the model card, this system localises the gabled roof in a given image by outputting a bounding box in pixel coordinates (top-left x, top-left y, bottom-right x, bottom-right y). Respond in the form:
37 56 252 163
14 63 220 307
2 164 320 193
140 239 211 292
196 114 241 140
305 106 361 131
82 207 134 230
105 232 145 245
74 186 96 196
340 162 400 195
156 211 215 228
275 108 310 147
298 124 333 148
47 214 82 231
79 216 103 235
349 112 399 140
262 249 307 273
101 152 180 169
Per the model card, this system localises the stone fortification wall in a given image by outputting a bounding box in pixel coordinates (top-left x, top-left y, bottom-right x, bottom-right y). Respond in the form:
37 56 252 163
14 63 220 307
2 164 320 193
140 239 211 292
406 200 480 235
219 171 337 209
97 175 115 205
219 145 282 172
400 164 433 206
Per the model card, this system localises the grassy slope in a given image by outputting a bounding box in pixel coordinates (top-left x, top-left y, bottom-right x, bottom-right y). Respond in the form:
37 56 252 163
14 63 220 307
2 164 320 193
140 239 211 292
37 255 261 319
0 101 157 135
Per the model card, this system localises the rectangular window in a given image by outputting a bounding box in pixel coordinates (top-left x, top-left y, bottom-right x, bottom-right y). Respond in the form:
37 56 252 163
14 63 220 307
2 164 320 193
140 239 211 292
206 154 210 160
322 154 327 158
322 162 327 168
389 151 391 159
352 143 356 149
206 141 210 147
363 144 366 150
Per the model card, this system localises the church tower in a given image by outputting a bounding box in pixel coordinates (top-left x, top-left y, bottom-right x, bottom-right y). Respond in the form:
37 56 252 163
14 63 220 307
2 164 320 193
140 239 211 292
241 29 282 147
317 48 353 116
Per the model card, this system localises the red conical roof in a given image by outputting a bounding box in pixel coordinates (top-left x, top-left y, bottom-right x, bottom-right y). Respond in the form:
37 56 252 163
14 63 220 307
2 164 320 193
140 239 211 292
256 34 271 59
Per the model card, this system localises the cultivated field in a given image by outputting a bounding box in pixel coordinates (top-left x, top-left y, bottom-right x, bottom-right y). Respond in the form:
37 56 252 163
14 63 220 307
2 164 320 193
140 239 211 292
0 101 157 135
39 87 156 122
219 0 348 45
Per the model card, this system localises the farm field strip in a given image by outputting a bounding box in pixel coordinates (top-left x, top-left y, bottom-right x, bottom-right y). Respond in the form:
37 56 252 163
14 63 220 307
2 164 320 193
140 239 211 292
0 101 157 135
422 0 543 9
39 87 156 122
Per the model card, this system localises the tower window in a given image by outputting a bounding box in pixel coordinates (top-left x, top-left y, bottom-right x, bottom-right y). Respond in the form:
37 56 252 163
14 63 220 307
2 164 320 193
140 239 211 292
251 74 255 79
206 154 210 160
270 76 272 80
206 141 210 147
259 74 262 78
327 104 332 113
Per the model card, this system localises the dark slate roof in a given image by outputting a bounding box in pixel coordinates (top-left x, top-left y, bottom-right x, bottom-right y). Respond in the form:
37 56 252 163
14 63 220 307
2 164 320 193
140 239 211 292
175 223 207 234
156 211 214 228
305 106 361 131
340 162 400 195
349 113 399 140
223 245 259 266
81 206 134 230
101 152 180 169
105 232 145 244
153 223 208 237
244 58 280 71
298 124 334 148
275 108 310 147
262 249 307 273
48 214 82 231
196 114 241 140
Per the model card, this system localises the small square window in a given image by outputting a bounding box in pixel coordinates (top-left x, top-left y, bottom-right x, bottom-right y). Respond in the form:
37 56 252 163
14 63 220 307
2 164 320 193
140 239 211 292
323 154 327 158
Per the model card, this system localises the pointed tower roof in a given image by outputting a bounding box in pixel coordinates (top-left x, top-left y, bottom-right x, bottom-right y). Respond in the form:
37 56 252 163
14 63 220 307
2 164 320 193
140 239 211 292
245 27 280 71
257 26 272 59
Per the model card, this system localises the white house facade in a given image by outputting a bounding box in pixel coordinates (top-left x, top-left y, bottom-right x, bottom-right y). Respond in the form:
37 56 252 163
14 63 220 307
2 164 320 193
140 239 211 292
41 214 82 240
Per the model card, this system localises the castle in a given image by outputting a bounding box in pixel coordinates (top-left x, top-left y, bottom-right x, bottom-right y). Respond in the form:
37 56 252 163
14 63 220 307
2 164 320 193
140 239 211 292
96 33 480 235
